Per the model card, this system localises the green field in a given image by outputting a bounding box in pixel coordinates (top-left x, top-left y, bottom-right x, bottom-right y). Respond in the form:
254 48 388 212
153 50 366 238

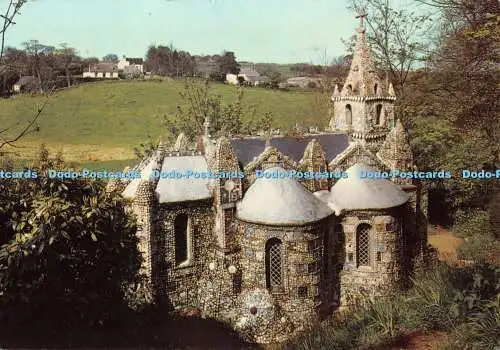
0 79 327 166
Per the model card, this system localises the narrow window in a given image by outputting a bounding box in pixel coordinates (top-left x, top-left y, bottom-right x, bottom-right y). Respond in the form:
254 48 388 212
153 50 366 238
347 253 353 262
265 238 283 292
375 104 383 125
374 83 378 95
335 224 344 245
174 214 189 265
356 224 371 267
345 104 352 126
232 271 242 294
297 286 308 298
308 261 319 273
323 231 329 276
377 252 382 262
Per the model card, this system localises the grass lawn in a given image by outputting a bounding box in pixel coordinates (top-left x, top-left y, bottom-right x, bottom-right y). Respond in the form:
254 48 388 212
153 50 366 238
0 79 326 165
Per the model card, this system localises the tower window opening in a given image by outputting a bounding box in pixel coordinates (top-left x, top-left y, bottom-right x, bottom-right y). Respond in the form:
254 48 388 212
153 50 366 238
335 224 344 245
345 104 353 126
356 223 371 267
374 83 378 95
265 238 284 292
347 84 353 94
174 214 189 265
375 104 383 125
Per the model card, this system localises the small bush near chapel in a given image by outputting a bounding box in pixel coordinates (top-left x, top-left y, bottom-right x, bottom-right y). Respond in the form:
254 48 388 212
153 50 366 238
0 148 142 328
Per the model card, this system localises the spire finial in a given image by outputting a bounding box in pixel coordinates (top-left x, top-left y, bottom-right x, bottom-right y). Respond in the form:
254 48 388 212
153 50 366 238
204 114 212 138
264 129 272 148
355 8 368 28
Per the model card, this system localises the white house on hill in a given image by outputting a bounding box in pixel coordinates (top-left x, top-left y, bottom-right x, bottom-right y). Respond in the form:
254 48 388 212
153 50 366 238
226 67 269 86
83 63 119 79
118 56 144 73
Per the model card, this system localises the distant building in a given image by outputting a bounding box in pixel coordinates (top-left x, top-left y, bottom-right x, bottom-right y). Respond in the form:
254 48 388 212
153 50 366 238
118 56 144 73
13 76 39 93
83 63 119 79
285 76 324 89
226 67 269 86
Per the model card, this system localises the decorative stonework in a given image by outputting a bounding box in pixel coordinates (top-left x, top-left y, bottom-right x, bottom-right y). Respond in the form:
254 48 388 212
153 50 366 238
328 17 396 147
377 119 414 185
173 132 189 151
243 146 298 189
337 208 407 308
328 142 388 186
299 139 329 191
119 14 427 345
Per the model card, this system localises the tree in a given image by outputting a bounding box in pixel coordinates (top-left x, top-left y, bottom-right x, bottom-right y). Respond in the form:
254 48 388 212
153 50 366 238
102 53 119 63
403 0 499 221
145 44 196 77
268 71 282 89
0 147 141 326
0 47 26 92
54 43 78 88
0 1 48 153
211 51 239 81
0 0 26 61
166 79 245 140
21 39 45 92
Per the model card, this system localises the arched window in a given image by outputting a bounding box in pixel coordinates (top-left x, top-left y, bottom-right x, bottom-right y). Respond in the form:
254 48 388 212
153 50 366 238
374 83 378 95
345 104 352 126
375 104 383 125
356 224 371 267
265 238 283 292
335 224 344 245
174 214 189 265
347 84 353 94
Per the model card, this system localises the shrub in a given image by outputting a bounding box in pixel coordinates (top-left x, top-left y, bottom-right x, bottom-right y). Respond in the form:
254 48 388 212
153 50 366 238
307 81 317 89
460 300 500 349
287 262 500 349
454 209 499 263
0 148 142 328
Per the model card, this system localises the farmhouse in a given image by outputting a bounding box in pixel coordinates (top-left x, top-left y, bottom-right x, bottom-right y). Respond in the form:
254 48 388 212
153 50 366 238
226 67 270 86
13 76 39 93
82 63 119 79
109 15 428 344
118 56 144 73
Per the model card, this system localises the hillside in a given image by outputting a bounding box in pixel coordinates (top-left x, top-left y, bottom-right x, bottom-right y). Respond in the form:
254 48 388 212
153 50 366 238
0 80 329 167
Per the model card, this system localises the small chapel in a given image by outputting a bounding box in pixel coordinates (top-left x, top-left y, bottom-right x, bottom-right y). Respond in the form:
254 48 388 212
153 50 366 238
108 14 428 343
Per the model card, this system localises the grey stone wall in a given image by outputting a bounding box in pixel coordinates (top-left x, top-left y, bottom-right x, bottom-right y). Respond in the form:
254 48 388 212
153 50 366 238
336 208 406 307
234 217 336 343
155 200 214 308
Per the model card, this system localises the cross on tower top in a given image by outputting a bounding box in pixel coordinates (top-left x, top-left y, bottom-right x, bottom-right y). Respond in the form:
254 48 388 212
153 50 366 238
355 9 368 27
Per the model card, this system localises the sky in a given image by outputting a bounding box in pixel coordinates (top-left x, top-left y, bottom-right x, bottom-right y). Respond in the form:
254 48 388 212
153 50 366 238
4 0 362 64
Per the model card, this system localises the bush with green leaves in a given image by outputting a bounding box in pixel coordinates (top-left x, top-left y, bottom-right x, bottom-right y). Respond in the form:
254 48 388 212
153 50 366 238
0 148 142 327
454 209 500 264
287 262 500 350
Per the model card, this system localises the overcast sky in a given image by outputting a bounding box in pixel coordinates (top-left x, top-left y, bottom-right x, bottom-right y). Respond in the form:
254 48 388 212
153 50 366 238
4 0 365 64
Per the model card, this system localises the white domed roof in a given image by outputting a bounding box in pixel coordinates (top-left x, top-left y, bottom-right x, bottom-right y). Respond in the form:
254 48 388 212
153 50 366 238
328 163 409 214
236 167 333 225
